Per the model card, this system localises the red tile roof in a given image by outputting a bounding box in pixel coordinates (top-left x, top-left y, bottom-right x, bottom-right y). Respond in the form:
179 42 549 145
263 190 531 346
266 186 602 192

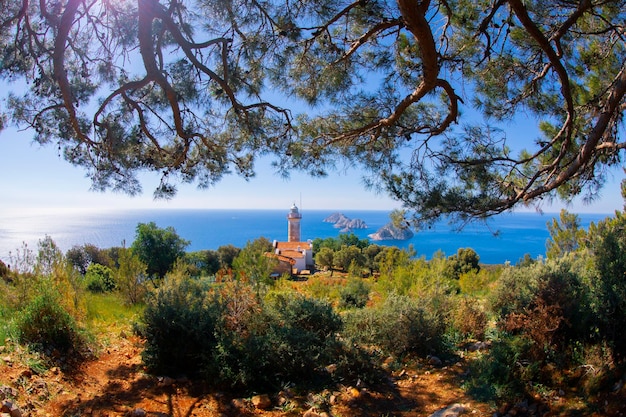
264 252 296 265
274 241 312 251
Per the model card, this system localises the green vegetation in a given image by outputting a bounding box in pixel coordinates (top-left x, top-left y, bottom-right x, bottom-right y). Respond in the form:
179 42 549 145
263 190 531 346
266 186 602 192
343 292 448 357
131 222 190 280
232 237 278 288
85 263 116 293
338 278 370 309
141 277 351 390
1 211 626 410
16 289 87 357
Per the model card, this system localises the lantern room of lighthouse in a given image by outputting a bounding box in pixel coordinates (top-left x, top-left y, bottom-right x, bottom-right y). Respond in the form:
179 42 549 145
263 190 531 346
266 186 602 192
287 203 302 242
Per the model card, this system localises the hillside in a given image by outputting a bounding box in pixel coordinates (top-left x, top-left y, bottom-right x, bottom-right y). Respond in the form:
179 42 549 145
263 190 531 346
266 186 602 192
2 324 625 416
1 329 495 417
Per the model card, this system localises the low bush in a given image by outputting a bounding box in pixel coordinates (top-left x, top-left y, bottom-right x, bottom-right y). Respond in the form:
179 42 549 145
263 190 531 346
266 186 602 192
16 289 88 358
475 254 618 402
141 276 217 377
343 292 448 357
466 333 536 403
141 278 369 392
0 302 17 347
338 278 370 309
85 263 116 293
491 257 596 365
450 297 488 341
211 289 344 389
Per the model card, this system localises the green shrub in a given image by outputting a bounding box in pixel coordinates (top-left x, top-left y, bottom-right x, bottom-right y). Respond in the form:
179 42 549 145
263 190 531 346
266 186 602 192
466 333 536 402
141 276 218 377
0 302 17 346
587 213 626 361
115 247 147 305
85 263 116 293
141 279 367 392
338 278 370 309
480 254 608 401
343 293 448 357
17 290 87 357
209 290 344 389
264 292 343 374
492 257 595 363
445 247 480 280
489 263 541 318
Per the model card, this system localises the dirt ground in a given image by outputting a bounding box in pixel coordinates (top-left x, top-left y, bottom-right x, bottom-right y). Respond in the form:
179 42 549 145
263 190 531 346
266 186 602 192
1 331 625 417
1 330 497 417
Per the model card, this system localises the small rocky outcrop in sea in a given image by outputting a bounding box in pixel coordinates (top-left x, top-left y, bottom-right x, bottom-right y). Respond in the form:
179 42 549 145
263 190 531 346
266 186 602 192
323 213 368 232
323 213 348 223
368 222 414 241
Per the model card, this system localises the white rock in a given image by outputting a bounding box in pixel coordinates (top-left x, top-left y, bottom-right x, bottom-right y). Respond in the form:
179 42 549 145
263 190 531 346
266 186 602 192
428 403 466 417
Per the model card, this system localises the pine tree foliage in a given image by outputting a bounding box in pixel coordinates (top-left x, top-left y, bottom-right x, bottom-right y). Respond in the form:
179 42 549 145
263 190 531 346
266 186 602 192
1 0 624 222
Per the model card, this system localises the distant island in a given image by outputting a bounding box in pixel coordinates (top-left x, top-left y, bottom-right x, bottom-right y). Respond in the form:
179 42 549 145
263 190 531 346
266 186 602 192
323 213 368 233
323 212 413 241
368 222 414 241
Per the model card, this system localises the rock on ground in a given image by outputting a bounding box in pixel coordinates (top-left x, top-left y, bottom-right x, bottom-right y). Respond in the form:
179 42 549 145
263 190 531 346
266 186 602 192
428 403 466 417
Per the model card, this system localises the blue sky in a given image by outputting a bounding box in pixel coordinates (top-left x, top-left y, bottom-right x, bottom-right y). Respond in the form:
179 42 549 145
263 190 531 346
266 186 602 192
0 124 401 213
1 120 623 215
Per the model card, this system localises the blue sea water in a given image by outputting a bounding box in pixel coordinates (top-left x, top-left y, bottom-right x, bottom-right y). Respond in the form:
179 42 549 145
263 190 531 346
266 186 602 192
0 208 611 265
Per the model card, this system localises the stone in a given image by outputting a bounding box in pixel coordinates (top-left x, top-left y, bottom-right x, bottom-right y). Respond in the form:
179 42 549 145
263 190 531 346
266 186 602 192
427 355 443 367
0 387 17 400
130 408 146 417
0 401 22 417
276 395 289 407
428 403 466 417
251 394 272 410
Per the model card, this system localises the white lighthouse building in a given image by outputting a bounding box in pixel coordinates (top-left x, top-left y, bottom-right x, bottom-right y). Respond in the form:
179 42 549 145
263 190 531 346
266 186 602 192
287 203 302 242
269 204 314 275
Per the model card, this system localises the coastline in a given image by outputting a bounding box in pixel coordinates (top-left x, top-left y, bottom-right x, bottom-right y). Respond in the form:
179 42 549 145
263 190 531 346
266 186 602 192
0 208 612 265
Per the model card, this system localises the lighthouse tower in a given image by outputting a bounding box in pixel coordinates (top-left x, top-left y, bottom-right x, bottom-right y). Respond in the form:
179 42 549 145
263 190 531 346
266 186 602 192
287 203 302 242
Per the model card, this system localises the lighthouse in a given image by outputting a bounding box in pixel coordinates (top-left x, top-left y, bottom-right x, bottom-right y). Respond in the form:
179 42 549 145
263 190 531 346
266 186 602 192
269 203 313 275
287 203 302 242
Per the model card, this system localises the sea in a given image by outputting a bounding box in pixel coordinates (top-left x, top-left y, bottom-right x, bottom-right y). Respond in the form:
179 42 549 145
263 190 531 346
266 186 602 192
0 208 612 265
